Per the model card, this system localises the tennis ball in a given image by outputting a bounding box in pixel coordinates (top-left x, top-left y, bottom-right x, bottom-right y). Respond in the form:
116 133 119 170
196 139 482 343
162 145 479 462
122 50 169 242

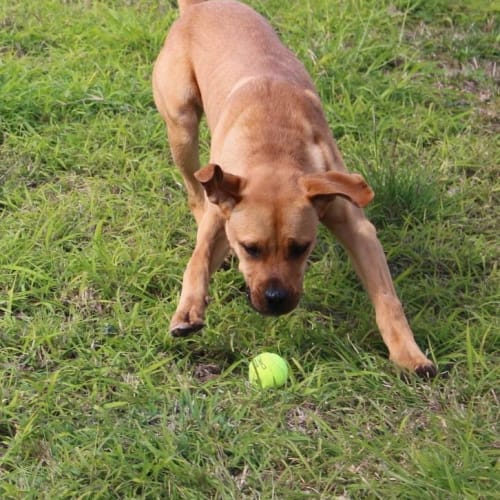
249 352 288 389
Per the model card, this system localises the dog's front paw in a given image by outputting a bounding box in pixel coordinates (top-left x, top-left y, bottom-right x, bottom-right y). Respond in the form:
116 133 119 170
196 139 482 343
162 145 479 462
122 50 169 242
170 305 205 337
170 320 205 337
390 347 437 379
415 362 437 379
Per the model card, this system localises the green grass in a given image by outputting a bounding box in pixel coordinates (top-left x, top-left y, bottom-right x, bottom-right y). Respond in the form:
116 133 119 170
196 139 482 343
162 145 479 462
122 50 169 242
1 0 498 497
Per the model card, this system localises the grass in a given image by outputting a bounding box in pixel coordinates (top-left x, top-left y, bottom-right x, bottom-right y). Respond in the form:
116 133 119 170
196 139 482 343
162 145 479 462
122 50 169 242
0 0 498 497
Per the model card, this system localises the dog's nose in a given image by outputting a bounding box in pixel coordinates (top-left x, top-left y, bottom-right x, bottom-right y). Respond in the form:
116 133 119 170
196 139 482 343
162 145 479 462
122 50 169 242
264 285 289 313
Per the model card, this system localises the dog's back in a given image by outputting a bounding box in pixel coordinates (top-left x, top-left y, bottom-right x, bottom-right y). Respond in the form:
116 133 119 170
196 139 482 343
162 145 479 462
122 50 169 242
166 0 315 129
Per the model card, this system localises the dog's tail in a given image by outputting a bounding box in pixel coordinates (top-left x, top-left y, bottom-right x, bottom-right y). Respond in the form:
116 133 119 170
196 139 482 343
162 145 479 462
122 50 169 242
179 0 206 15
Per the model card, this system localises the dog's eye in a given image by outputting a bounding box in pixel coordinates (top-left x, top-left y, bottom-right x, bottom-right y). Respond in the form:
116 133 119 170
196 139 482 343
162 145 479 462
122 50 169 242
289 242 310 259
241 243 261 258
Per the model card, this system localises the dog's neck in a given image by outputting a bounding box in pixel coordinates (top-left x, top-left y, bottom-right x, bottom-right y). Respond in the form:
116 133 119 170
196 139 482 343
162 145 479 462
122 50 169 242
210 76 337 175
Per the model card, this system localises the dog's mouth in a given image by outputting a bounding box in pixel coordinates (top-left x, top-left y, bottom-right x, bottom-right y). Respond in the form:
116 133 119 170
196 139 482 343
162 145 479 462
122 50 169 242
246 283 299 316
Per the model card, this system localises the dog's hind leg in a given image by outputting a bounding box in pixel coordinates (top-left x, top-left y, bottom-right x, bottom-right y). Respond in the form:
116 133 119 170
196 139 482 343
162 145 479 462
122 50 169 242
153 43 205 225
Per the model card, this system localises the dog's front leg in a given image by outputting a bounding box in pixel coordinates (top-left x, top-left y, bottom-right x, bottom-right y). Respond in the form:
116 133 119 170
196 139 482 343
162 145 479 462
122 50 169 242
323 201 437 377
170 207 229 336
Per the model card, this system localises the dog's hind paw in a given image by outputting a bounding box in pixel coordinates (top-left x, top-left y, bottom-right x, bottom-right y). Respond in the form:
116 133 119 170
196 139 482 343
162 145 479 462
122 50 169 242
170 321 205 337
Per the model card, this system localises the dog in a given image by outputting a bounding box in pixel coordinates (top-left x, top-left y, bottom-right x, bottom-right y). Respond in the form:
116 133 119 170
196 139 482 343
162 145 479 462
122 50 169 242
152 0 436 377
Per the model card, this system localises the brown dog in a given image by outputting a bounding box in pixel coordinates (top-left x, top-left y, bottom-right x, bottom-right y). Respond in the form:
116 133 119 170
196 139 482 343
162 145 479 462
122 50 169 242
152 0 436 377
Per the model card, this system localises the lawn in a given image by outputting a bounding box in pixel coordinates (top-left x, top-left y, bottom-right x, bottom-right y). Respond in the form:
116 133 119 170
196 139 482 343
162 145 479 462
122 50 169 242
0 0 498 498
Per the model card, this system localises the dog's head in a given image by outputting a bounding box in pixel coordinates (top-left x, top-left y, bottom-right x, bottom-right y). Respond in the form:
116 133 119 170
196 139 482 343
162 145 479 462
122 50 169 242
195 163 373 316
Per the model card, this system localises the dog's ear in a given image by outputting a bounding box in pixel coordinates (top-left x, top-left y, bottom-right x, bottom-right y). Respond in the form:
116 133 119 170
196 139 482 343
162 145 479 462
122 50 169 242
195 164 244 217
300 171 374 216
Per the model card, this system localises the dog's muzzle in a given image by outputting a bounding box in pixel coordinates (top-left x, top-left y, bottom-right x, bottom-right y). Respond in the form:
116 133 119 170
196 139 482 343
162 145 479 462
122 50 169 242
248 279 299 316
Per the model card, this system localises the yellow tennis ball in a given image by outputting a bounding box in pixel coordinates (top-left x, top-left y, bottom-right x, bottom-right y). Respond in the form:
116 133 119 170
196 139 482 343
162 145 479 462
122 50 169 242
249 352 288 389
